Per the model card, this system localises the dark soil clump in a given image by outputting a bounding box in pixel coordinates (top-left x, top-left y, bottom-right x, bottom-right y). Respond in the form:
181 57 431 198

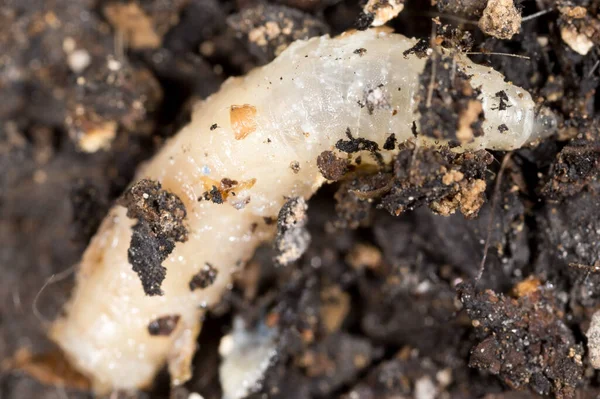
118 179 188 296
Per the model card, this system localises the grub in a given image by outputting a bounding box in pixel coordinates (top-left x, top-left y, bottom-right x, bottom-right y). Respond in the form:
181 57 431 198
478 0 522 40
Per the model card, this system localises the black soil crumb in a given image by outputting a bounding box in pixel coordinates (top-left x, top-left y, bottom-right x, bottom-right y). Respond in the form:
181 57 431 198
118 179 188 296
418 53 485 145
335 128 380 154
201 185 224 204
353 48 367 56
498 123 509 133
274 197 310 265
459 280 584 397
189 263 219 291
317 151 348 181
355 12 375 31
383 133 397 150
148 314 181 336
541 128 600 200
228 3 329 63
402 37 430 58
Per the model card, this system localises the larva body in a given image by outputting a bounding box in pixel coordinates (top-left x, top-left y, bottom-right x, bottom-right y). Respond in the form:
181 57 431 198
51 29 552 392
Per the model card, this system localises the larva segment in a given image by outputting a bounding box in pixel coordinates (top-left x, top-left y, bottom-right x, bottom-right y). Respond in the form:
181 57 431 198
50 29 554 392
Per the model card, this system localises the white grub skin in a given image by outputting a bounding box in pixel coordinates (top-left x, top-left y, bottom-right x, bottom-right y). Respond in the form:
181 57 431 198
50 29 555 392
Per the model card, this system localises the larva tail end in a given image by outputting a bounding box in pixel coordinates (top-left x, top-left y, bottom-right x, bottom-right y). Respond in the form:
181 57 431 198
530 106 558 144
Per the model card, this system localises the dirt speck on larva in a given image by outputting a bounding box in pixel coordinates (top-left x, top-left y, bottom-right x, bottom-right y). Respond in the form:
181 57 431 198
118 179 188 296
317 151 348 181
189 263 219 291
148 315 181 336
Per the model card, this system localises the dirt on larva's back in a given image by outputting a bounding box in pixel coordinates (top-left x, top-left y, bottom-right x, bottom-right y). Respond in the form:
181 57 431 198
1 0 600 398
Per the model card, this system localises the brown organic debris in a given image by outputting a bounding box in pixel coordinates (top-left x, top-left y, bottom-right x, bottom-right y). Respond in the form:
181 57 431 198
478 0 522 40
189 263 219 291
361 0 405 27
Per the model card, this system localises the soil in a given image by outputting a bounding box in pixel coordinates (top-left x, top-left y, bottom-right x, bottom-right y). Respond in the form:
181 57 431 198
1 0 600 398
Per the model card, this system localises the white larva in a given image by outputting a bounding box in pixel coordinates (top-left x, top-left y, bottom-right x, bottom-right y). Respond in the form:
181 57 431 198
50 29 555 392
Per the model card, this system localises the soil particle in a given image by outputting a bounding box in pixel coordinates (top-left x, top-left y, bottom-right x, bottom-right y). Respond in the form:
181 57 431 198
380 144 492 217
316 150 348 181
274 197 310 265
189 263 219 291
228 3 329 63
436 0 488 17
118 178 188 296
458 280 584 397
478 0 522 40
5 0 600 397
104 0 189 50
558 5 600 56
289 161 301 174
201 185 224 204
273 0 340 12
535 188 600 308
586 310 600 369
333 171 391 229
418 54 485 145
383 133 397 150
66 60 162 152
148 314 181 336
403 37 430 59
360 0 405 28
541 130 600 201
335 128 380 154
